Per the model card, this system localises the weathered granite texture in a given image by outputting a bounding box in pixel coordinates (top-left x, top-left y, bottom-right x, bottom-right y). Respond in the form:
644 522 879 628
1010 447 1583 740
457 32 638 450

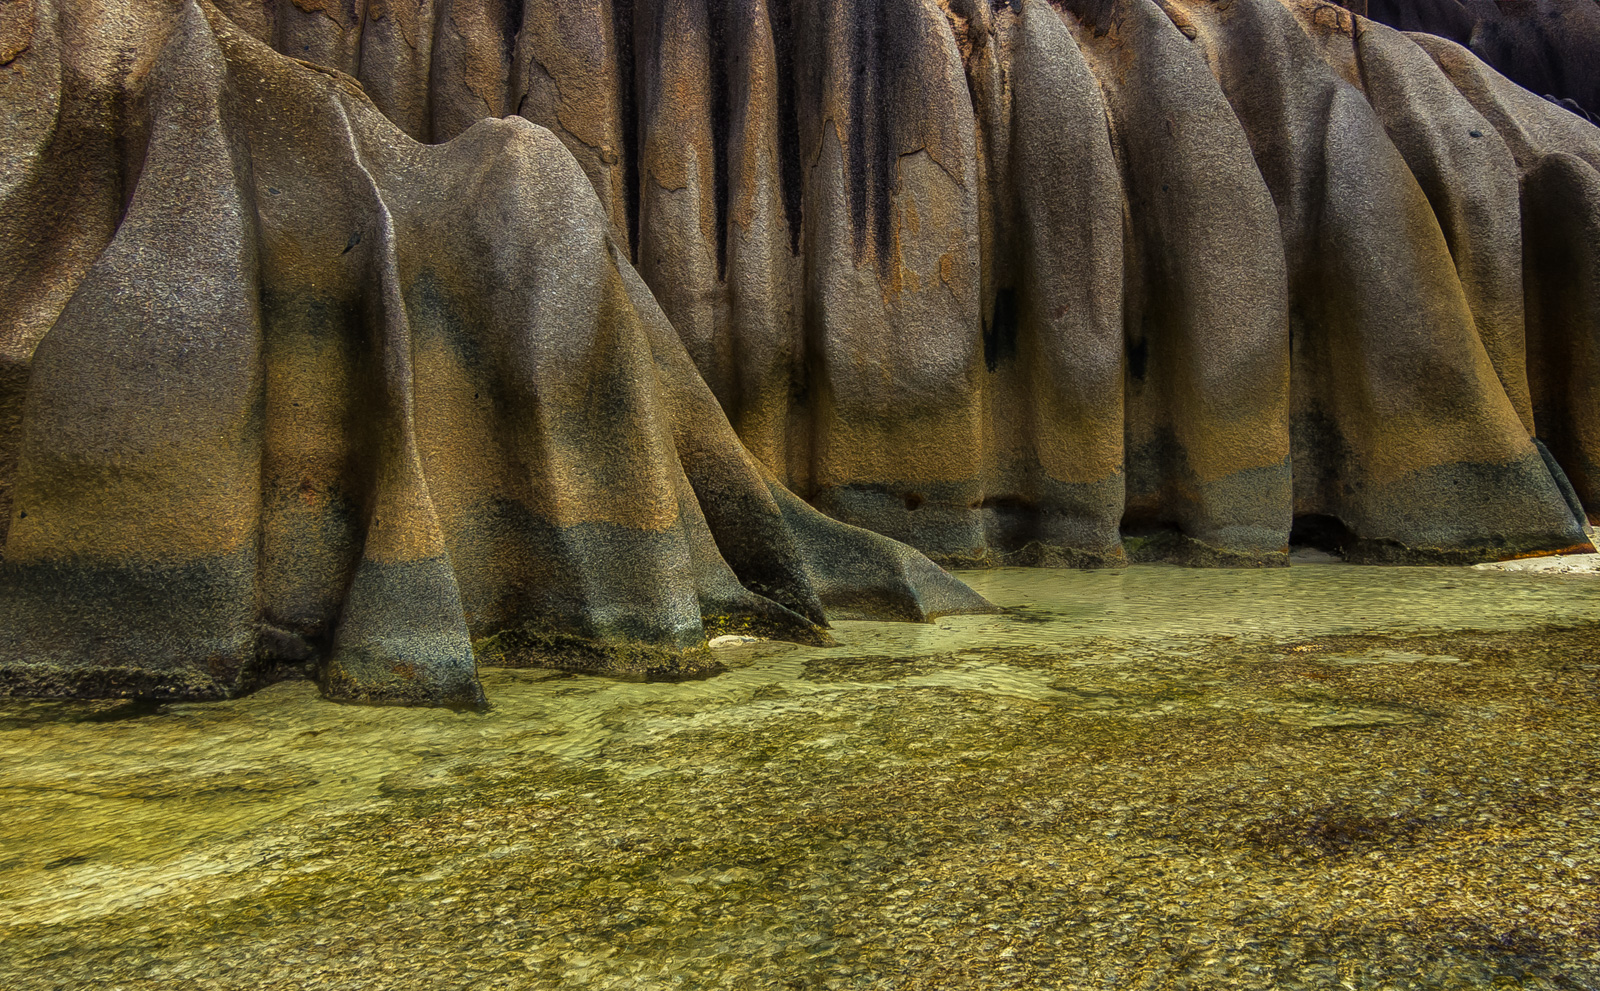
149 0 1600 568
0 0 992 705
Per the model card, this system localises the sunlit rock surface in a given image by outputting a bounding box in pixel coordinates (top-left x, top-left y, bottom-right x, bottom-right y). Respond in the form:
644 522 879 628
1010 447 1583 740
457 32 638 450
160 0 1600 567
0 1 993 705
1 566 1597 988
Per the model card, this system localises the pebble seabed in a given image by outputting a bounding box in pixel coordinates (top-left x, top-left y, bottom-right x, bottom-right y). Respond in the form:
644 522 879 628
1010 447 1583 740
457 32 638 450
2 565 1598 990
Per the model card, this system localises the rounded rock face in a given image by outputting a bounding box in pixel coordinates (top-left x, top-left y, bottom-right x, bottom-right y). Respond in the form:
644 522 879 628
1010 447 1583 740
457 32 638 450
0 0 993 706
186 0 1596 567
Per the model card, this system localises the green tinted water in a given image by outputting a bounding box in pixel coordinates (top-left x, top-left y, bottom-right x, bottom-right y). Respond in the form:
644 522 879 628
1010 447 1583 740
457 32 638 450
2 565 1598 990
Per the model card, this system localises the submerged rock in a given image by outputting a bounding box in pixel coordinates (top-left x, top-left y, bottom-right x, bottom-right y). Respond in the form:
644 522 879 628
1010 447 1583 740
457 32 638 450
0 1 993 706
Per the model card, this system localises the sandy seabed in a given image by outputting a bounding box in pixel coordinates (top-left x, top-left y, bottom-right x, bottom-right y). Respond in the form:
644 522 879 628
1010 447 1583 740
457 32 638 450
2 565 1598 990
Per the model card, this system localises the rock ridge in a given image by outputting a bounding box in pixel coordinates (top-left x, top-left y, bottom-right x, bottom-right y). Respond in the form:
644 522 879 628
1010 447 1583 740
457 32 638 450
0 0 994 705
178 0 1598 566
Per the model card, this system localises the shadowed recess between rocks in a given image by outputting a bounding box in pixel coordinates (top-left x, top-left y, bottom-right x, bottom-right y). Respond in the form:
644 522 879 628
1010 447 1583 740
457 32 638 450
1336 0 1600 122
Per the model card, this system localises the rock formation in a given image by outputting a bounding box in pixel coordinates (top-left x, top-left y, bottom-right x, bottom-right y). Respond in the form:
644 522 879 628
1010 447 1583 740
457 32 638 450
126 0 1597 569
2 0 1598 704
0 0 993 706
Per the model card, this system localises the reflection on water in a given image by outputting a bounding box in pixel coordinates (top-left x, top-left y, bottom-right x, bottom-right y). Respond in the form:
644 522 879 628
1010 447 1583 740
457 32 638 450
1 566 1598 989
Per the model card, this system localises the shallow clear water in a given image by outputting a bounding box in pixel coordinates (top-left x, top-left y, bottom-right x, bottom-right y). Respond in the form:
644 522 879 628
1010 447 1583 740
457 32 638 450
2 565 1598 990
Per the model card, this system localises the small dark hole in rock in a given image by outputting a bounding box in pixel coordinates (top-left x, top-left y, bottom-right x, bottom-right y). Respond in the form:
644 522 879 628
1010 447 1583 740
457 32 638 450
904 493 925 511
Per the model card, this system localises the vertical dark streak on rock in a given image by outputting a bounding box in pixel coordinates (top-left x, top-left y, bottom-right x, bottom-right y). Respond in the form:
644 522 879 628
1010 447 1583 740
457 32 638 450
1127 333 1148 381
498 0 523 60
500 0 524 116
709 0 732 282
614 0 642 261
983 287 1018 371
767 0 805 254
349 0 365 82
846 0 873 263
112 50 134 227
425 0 451 142
951 2 999 350
270 0 284 62
869 0 894 272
